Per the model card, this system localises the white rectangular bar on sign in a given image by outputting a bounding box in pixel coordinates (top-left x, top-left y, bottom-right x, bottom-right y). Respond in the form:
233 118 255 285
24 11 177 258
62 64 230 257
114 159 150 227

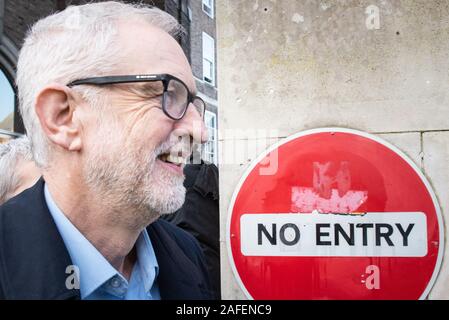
240 212 428 257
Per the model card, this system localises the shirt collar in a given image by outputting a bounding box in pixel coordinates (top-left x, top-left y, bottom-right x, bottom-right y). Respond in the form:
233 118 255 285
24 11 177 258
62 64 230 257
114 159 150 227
136 229 160 294
44 183 159 299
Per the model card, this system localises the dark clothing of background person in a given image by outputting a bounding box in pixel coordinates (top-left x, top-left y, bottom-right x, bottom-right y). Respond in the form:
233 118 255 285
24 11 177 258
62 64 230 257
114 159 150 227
0 179 215 300
162 161 220 298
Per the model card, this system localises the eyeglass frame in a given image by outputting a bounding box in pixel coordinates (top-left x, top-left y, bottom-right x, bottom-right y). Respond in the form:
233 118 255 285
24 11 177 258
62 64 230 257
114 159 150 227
66 73 205 121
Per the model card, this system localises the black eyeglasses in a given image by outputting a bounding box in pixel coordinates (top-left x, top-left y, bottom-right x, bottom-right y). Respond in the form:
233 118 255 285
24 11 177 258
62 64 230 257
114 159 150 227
67 74 205 121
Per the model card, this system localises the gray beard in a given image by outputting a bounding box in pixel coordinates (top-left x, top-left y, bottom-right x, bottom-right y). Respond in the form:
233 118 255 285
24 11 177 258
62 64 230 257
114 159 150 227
82 139 186 230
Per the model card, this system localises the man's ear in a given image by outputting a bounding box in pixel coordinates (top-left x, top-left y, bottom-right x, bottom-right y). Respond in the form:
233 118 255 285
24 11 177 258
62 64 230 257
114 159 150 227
34 84 83 152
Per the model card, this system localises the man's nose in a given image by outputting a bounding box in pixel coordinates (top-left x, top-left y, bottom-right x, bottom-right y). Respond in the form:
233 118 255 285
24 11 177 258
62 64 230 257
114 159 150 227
173 103 209 144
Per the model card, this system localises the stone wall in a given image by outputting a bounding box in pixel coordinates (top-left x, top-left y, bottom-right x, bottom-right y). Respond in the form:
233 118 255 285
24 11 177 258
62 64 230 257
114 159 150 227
217 0 449 299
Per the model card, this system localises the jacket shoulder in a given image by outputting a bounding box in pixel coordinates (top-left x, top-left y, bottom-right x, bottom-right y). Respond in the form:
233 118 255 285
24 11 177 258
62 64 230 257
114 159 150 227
0 179 78 300
153 218 204 258
148 218 216 299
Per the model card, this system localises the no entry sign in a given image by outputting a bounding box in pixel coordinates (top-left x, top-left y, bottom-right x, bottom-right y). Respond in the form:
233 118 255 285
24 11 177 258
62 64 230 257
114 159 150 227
226 128 444 300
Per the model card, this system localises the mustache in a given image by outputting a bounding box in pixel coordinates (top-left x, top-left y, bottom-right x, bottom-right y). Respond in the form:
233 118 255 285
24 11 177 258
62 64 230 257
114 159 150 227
154 139 192 159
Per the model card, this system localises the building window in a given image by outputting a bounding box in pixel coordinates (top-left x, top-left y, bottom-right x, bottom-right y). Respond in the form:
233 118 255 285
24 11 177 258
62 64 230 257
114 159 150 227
0 68 15 143
202 32 215 86
203 110 217 165
202 0 214 19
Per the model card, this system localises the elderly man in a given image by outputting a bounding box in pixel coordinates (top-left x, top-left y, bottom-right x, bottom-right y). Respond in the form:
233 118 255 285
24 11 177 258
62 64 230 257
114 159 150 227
0 2 213 300
0 136 41 204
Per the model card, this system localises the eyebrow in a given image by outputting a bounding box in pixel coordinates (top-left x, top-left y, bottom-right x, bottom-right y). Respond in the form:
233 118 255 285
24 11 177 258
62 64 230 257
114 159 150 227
134 81 164 96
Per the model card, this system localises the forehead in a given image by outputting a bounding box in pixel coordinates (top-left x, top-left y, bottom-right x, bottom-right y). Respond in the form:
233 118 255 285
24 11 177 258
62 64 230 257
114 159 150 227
115 20 196 92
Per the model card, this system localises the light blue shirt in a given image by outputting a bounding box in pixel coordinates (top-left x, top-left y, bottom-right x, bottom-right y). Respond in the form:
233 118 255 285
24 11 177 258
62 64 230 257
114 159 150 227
44 184 161 300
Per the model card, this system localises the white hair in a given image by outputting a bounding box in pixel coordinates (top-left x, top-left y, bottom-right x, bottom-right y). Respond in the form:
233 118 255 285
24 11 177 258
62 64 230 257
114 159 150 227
0 136 34 204
16 1 184 168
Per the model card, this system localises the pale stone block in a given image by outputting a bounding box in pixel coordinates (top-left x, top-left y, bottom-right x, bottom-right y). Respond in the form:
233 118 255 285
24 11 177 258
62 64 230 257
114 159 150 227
217 0 449 299
377 132 422 168
219 138 279 299
217 1 449 134
220 241 247 300
218 138 280 241
423 132 449 299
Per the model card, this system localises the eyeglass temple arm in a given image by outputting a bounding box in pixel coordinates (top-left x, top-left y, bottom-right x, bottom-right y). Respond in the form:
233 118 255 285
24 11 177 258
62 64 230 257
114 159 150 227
67 75 161 87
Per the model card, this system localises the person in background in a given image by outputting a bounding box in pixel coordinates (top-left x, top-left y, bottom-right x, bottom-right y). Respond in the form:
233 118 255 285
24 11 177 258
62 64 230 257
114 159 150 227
0 136 41 204
162 146 220 298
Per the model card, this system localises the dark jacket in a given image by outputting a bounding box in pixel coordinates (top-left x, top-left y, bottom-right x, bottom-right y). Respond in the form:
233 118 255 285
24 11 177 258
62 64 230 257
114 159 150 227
0 178 214 300
162 162 220 298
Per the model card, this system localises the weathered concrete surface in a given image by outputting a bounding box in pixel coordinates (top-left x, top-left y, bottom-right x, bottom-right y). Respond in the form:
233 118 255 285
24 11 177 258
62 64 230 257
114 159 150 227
423 132 449 299
220 241 247 300
377 132 422 167
218 137 280 241
218 0 449 136
217 0 449 299
219 138 280 300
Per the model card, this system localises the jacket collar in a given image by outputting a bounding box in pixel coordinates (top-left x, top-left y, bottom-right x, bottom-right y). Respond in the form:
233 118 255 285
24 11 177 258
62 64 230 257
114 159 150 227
0 178 80 300
147 220 212 300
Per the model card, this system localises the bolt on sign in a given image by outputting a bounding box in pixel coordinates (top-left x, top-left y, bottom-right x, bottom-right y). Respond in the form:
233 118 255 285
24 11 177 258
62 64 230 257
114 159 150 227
226 128 444 300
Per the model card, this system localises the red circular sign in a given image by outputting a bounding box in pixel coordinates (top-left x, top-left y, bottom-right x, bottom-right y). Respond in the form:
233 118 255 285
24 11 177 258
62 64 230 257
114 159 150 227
227 128 444 300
